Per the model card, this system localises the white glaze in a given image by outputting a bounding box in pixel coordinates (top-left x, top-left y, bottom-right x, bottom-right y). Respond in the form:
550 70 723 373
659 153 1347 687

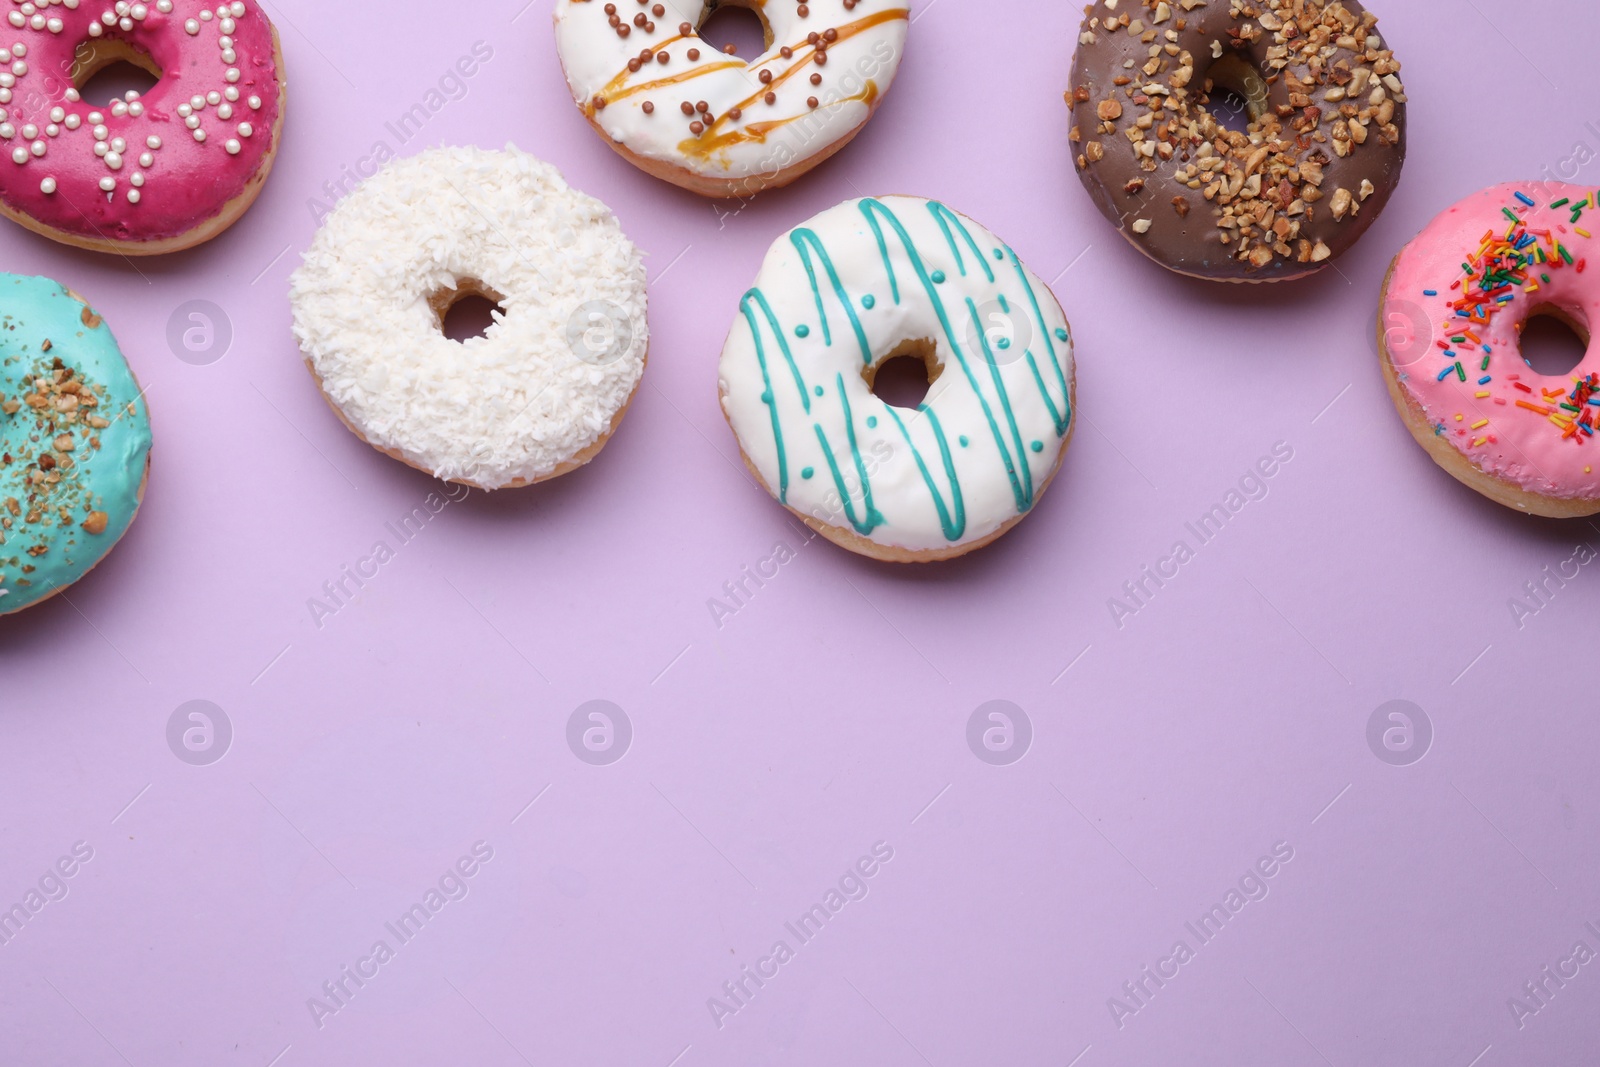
553 0 907 184
718 196 1075 554
290 146 648 489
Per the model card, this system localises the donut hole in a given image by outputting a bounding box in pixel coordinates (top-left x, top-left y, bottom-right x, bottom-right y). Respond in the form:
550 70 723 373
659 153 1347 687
696 1 771 58
72 38 162 108
1201 54 1271 135
1519 305 1591 377
864 339 942 411
430 281 506 343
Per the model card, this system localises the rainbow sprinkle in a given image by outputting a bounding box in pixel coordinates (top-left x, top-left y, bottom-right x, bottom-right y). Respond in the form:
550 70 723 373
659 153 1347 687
1422 190 1594 444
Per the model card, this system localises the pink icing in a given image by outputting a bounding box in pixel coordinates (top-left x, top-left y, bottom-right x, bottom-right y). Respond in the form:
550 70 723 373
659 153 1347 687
0 0 283 244
1387 182 1600 500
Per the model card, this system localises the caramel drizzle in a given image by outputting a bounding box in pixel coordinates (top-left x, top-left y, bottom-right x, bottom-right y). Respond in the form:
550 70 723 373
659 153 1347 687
680 79 879 160
587 8 907 151
588 35 744 111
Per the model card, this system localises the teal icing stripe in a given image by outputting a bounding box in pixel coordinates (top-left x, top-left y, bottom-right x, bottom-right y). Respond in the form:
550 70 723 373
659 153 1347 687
885 404 965 541
791 228 872 362
739 288 811 502
927 201 995 283
1007 248 1072 437
966 296 1035 507
813 373 884 535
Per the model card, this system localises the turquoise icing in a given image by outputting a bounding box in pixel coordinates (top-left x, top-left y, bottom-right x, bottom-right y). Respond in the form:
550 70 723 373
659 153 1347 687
735 198 1073 546
0 275 151 615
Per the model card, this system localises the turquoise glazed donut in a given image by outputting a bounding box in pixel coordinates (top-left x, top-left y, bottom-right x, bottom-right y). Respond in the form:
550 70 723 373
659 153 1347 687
0 276 151 616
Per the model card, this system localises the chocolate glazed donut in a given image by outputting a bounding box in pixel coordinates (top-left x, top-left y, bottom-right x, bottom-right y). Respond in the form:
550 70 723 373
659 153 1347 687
1068 0 1407 282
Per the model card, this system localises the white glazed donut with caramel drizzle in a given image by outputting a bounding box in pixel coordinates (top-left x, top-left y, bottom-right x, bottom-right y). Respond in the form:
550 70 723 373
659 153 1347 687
554 0 909 198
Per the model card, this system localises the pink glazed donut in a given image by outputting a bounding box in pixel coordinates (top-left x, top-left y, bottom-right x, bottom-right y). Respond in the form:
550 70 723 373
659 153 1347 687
1380 182 1600 517
0 0 286 254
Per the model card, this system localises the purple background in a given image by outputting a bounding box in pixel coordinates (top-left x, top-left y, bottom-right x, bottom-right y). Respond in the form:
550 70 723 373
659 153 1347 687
3 1 1599 1064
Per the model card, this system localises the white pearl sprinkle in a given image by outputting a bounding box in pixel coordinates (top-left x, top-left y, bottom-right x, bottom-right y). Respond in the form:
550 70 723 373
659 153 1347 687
127 188 139 204
39 176 54 194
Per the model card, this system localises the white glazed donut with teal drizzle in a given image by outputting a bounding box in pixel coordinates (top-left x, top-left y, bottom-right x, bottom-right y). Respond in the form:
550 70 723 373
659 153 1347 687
0 276 152 616
718 196 1076 561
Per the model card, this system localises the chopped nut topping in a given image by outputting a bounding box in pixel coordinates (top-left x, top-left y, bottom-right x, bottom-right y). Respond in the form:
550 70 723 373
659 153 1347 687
1075 0 1404 273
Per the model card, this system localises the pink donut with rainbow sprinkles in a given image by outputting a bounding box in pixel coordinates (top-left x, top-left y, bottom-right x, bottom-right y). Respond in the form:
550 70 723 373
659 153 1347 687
1380 182 1600 517
0 0 285 255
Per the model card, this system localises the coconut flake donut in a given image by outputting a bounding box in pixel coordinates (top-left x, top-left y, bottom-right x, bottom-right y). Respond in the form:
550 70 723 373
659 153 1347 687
0 275 152 617
290 146 648 491
1380 182 1600 517
718 195 1076 562
1068 0 1406 282
0 0 286 255
554 0 908 199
